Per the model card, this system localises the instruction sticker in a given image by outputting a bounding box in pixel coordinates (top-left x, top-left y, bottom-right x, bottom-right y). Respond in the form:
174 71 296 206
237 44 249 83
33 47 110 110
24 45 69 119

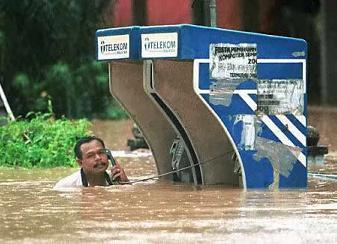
209 80 242 106
210 43 257 80
257 79 304 115
97 34 129 60
141 32 178 58
233 115 256 151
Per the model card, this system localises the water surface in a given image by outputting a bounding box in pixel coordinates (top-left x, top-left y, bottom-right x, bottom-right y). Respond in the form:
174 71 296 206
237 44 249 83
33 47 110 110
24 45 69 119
1 157 336 243
1 107 337 243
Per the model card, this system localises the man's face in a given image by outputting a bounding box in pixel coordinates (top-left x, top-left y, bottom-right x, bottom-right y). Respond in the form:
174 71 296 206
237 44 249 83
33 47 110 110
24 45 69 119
77 140 109 175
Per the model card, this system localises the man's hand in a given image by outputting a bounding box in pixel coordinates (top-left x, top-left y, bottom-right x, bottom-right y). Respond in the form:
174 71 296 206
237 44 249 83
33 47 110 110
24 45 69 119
111 162 129 182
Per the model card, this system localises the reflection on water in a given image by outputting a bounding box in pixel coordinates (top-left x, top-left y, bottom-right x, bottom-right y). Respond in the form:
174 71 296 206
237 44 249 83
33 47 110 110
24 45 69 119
1 157 337 243
1 106 337 243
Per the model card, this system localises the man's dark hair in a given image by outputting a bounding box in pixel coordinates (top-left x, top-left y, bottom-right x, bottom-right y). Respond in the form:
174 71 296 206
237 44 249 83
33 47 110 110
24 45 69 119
74 136 105 159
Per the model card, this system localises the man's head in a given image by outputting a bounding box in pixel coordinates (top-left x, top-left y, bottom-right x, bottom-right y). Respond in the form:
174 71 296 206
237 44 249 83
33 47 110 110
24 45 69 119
74 136 109 175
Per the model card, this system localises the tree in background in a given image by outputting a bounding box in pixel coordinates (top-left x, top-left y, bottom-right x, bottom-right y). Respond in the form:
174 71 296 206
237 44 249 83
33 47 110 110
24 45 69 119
0 0 126 119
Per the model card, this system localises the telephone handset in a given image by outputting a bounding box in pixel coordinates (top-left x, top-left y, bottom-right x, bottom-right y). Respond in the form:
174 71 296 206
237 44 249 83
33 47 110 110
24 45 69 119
101 148 116 167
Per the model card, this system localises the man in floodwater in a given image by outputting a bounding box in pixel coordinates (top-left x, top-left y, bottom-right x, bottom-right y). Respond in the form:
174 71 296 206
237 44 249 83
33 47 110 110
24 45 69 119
54 136 128 188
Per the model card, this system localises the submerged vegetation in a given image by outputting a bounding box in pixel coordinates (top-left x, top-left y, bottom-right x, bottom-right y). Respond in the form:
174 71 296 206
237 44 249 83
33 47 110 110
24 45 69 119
0 103 91 168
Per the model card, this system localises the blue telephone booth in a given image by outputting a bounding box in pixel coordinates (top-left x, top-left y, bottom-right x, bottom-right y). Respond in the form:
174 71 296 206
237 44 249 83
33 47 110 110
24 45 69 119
96 24 307 189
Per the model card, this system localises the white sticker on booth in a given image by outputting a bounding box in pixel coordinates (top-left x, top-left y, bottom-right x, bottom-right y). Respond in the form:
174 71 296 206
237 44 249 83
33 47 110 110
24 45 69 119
210 43 257 79
97 34 129 60
141 32 178 58
257 79 304 115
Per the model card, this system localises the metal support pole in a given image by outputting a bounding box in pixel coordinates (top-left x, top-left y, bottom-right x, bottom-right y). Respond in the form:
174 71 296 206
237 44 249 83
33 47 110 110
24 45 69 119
209 0 217 27
0 82 15 121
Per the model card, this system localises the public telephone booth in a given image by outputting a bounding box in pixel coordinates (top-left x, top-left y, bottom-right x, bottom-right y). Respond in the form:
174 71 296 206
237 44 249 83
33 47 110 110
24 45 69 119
96 24 307 189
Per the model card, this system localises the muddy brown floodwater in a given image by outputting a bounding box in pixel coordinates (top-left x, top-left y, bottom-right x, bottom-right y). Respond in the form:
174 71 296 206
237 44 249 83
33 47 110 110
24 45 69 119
0 107 336 243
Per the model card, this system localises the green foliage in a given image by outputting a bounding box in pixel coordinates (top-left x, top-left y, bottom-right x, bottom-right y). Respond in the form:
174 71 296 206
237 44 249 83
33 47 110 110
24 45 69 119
0 110 92 168
0 0 128 119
